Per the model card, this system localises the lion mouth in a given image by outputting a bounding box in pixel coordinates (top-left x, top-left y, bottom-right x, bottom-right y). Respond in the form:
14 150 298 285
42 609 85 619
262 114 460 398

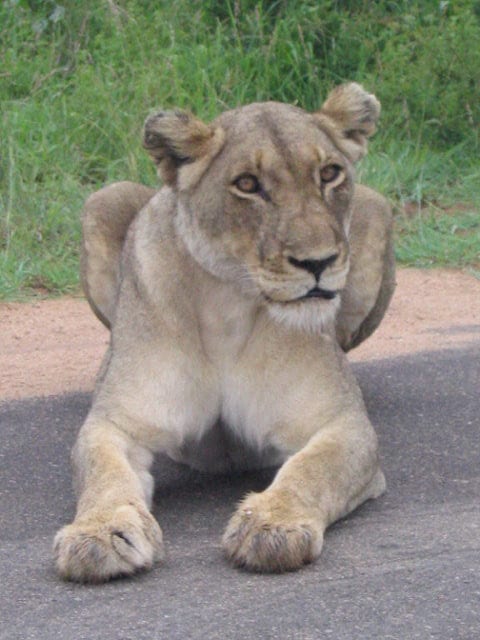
296 286 338 301
263 286 338 304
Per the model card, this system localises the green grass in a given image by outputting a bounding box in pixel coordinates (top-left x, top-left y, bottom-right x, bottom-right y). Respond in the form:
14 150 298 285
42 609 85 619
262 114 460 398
395 209 480 269
359 139 480 270
1 0 479 299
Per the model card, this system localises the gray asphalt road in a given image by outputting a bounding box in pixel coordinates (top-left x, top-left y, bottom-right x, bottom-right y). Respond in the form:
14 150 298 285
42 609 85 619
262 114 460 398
1 347 479 640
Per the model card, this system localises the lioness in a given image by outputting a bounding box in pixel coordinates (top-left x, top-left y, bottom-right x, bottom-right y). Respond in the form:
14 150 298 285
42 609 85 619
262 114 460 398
54 83 395 582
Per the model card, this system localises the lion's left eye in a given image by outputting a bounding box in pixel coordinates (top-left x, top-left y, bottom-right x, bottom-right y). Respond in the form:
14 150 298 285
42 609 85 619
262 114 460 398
233 174 261 194
320 164 342 184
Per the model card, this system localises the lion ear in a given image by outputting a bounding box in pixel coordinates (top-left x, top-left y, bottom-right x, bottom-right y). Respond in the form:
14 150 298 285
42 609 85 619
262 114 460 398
143 110 222 185
315 83 380 162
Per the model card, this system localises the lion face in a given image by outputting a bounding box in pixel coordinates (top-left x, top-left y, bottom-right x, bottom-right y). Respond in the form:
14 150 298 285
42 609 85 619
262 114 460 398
143 84 380 330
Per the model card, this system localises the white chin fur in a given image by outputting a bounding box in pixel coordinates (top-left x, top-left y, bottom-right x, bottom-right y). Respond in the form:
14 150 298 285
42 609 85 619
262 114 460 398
267 296 340 334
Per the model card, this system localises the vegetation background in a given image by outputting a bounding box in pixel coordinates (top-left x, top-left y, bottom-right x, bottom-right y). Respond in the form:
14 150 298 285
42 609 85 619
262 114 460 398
1 0 479 299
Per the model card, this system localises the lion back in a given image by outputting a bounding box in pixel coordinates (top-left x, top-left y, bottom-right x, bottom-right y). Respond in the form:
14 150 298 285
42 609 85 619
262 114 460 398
81 181 156 328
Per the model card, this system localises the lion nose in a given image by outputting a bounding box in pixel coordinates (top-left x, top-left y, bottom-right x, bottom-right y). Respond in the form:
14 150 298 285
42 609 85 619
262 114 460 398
288 253 338 282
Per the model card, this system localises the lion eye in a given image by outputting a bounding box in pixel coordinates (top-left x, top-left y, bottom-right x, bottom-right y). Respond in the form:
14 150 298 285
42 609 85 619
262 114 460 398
320 164 342 184
233 174 261 194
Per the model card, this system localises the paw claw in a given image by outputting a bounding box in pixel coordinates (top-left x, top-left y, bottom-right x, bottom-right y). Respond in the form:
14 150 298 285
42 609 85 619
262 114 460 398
112 530 135 547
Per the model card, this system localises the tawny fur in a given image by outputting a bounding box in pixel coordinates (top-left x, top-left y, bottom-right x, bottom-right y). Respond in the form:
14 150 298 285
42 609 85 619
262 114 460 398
55 83 395 582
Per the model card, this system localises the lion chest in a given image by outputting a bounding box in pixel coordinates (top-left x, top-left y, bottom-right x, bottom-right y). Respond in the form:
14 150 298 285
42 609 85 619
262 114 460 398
195 283 258 366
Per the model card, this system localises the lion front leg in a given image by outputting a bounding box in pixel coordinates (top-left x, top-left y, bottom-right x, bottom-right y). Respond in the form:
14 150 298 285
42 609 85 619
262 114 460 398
54 415 164 583
222 412 385 573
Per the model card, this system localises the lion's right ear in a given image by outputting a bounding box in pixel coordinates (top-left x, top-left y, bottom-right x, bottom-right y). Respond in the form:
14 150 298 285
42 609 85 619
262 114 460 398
143 110 224 186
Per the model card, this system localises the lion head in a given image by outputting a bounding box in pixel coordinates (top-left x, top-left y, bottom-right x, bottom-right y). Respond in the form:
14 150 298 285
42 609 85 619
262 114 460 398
143 83 380 331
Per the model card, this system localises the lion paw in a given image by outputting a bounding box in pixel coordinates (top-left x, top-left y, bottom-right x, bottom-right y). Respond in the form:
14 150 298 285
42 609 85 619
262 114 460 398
222 491 323 573
53 504 164 583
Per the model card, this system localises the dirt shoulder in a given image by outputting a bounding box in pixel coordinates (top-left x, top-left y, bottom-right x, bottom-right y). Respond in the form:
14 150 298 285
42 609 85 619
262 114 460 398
1 267 479 402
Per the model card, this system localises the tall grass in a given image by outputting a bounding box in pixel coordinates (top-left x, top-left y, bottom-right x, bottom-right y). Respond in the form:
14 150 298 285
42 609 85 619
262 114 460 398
1 0 479 298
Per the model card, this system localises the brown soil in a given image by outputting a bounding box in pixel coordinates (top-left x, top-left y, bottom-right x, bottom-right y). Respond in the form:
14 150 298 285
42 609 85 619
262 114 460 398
1 267 479 402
